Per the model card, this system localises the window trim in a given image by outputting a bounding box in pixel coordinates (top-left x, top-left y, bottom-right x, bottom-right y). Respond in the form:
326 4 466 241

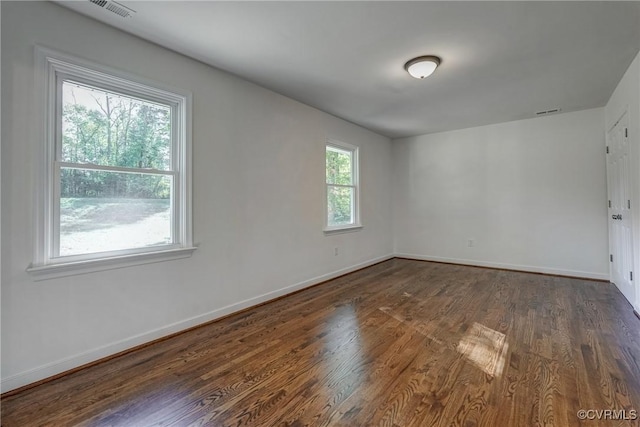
324 139 362 233
28 46 195 279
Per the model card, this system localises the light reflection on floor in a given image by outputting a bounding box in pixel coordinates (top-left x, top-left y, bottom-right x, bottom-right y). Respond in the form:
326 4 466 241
456 322 508 378
378 303 508 378
321 305 366 388
378 306 444 346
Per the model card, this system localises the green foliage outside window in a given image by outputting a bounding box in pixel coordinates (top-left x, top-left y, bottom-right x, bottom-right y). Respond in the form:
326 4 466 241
61 82 171 199
326 146 354 226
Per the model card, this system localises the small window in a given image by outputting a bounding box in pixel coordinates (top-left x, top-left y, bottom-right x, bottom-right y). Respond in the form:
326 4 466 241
29 48 194 277
325 140 360 231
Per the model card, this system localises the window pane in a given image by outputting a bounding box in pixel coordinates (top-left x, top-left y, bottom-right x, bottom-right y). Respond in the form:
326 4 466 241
60 168 172 256
327 185 354 226
326 146 352 185
61 81 171 170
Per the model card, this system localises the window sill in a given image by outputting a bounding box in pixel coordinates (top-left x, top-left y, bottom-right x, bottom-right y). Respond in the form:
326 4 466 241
27 246 197 281
323 225 363 235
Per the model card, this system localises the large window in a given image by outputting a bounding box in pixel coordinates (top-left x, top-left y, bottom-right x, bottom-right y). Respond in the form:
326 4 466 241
325 140 360 231
29 48 194 277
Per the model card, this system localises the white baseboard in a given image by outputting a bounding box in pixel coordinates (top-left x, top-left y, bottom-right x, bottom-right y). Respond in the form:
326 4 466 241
1 254 394 394
394 253 610 281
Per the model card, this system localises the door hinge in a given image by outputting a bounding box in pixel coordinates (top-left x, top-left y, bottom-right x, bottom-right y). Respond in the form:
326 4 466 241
606 146 610 154
626 128 628 138
629 200 631 209
610 254 613 262
631 271 633 281
609 200 612 208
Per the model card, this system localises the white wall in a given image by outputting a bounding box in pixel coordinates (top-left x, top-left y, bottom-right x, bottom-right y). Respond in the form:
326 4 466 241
0 1 393 392
605 51 640 311
393 108 609 279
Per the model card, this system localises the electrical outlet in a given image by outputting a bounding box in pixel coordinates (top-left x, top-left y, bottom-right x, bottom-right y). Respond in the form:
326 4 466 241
468 239 475 248
334 247 339 256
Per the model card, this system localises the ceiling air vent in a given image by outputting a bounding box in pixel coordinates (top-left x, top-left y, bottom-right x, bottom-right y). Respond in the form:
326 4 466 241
535 108 561 116
88 0 135 18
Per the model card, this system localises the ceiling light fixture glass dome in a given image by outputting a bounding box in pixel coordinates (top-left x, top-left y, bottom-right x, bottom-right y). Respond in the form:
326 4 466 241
404 56 441 79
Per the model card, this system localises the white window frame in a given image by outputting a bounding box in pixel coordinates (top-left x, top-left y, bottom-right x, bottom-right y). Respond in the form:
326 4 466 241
28 47 195 280
324 139 362 233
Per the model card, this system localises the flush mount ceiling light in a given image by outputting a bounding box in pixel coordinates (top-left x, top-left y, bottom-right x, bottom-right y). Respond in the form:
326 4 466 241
404 56 441 79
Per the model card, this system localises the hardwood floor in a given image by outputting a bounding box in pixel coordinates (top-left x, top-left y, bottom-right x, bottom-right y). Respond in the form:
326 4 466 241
3 259 640 426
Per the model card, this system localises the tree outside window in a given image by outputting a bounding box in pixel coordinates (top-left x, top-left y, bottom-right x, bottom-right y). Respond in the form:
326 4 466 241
326 142 359 230
59 82 174 256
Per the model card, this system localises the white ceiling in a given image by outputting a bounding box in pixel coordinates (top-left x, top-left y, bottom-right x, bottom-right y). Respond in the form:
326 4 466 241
56 1 640 138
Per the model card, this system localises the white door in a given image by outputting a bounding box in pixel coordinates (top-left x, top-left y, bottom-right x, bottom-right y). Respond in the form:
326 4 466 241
607 112 635 303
